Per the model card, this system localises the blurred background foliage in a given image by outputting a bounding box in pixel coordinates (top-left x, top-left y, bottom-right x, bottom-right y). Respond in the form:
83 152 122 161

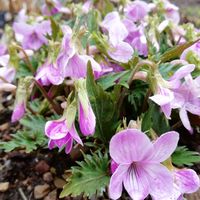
1 0 200 27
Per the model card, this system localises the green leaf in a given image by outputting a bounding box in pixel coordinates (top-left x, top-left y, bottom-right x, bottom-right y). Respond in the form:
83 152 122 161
0 114 56 153
60 151 110 198
127 80 149 115
142 103 170 135
0 130 47 153
20 114 47 133
97 70 130 90
86 64 119 144
16 58 38 78
160 39 200 63
50 17 61 41
172 146 200 167
65 98 77 129
87 10 99 33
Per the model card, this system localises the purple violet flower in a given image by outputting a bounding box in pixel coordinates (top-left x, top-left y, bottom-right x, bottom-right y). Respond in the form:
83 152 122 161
57 26 101 79
152 168 200 200
181 41 200 64
163 0 180 24
45 119 83 154
149 64 198 131
13 20 51 51
0 44 7 56
171 74 200 133
0 53 16 85
11 101 26 123
101 12 134 63
109 129 179 200
42 0 70 16
123 19 148 57
78 99 96 136
0 83 16 92
35 60 64 86
0 65 16 84
125 0 149 22
75 79 96 136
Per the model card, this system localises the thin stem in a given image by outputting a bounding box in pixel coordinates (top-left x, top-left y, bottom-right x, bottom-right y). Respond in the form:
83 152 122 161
172 121 182 130
18 188 28 200
34 80 62 115
0 76 9 83
128 60 156 86
118 60 156 110
15 45 35 74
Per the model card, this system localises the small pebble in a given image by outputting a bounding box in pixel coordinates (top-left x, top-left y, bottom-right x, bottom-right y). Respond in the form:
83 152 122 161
43 172 53 183
54 177 66 189
34 184 50 199
35 160 50 174
0 182 9 192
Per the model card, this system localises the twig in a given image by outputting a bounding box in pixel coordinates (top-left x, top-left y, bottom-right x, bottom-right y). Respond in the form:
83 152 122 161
15 45 35 74
18 188 28 200
0 76 9 83
34 80 62 115
172 121 182 130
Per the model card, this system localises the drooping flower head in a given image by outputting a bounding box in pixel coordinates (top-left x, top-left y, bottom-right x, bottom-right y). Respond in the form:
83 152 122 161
75 79 96 136
11 101 26 123
11 77 33 122
45 119 83 154
109 129 179 200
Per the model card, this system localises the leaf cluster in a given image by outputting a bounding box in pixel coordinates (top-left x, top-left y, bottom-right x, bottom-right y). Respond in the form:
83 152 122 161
0 114 48 153
60 151 110 198
172 146 200 167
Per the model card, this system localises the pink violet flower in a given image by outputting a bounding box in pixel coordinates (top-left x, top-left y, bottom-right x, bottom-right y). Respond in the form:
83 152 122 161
64 54 101 79
0 44 7 56
125 0 149 22
45 119 83 154
109 129 179 200
0 54 16 86
0 66 16 83
76 79 96 136
101 12 134 63
150 64 200 133
82 0 93 14
171 75 200 133
152 168 200 200
181 41 200 67
13 20 51 51
123 19 148 57
149 64 196 119
163 0 180 24
57 26 101 79
42 0 71 16
11 101 26 123
35 60 64 86
0 83 16 92
78 99 96 136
